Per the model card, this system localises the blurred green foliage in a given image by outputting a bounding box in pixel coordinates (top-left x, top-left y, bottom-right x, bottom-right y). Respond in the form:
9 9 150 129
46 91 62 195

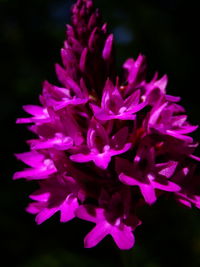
0 0 199 266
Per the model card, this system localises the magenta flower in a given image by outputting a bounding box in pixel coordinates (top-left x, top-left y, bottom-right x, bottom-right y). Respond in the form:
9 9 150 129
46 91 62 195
76 192 141 250
90 79 146 121
42 80 89 111
144 101 198 142
70 120 131 169
14 0 200 250
26 176 79 224
13 151 57 180
116 142 180 205
16 105 51 124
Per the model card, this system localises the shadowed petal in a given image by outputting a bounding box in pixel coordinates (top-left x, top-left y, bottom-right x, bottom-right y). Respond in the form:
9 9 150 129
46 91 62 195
76 205 104 223
119 173 143 187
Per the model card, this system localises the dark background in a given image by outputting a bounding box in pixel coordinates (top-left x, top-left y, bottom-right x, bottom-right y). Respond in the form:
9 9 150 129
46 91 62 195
1 0 200 266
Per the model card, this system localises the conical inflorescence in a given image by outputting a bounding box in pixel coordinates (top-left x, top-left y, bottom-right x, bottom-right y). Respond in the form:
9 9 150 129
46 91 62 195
14 0 200 250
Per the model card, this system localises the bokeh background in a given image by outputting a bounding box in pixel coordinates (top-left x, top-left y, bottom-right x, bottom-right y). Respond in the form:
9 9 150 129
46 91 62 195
1 0 200 266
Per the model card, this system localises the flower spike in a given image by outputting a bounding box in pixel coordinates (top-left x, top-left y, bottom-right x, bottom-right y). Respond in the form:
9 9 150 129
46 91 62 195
14 0 200 250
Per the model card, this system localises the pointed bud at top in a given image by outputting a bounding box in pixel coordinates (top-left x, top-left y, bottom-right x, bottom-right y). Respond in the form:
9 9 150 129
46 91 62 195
102 34 114 61
71 0 102 45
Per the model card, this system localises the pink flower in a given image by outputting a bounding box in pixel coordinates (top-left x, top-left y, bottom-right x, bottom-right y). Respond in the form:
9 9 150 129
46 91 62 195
90 80 146 121
76 192 141 250
144 102 198 142
116 142 180 205
26 176 79 224
14 0 200 250
13 151 57 180
70 120 131 169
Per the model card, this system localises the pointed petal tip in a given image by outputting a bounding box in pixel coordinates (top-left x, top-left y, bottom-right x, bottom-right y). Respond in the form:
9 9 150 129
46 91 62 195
12 172 22 180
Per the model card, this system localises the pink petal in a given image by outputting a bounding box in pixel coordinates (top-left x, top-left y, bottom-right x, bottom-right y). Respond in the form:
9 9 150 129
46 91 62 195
178 198 192 208
172 125 198 134
152 180 180 192
30 135 73 150
165 94 181 102
84 222 110 248
76 205 104 223
29 191 50 202
149 103 167 126
89 103 102 115
60 195 79 222
154 74 168 93
140 184 157 205
94 110 136 121
22 105 46 116
65 76 82 96
157 161 178 178
51 97 88 110
35 207 59 224
119 173 142 186
13 166 55 180
119 172 158 204
111 226 135 250
189 154 200 162
166 130 193 143
15 151 45 168
26 202 45 214
70 153 94 163
93 153 111 169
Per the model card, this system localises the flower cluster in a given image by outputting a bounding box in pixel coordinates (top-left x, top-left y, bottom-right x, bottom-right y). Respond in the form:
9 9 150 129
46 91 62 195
14 0 200 250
